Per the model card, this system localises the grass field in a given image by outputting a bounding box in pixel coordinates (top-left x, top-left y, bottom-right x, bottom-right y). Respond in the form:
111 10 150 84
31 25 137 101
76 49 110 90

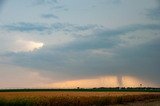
0 91 160 106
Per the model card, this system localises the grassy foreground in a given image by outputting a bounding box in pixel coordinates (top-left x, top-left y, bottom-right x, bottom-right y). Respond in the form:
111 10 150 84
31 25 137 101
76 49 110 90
0 92 160 106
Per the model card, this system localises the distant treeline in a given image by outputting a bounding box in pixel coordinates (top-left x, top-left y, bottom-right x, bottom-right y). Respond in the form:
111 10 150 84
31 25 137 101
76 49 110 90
0 87 160 92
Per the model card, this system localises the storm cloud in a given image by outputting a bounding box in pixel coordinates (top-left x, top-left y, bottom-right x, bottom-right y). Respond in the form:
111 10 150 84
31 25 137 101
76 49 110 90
0 0 159 88
2 23 160 86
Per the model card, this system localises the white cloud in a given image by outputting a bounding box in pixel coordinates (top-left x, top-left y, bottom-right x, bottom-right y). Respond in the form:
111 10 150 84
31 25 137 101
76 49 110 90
0 30 44 53
0 30 74 53
13 39 44 52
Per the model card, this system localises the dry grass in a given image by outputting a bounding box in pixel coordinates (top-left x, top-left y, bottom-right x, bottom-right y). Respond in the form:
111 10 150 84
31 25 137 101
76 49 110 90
0 92 159 106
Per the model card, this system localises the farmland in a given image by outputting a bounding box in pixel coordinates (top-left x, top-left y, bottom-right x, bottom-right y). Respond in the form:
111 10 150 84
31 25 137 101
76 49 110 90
0 91 160 106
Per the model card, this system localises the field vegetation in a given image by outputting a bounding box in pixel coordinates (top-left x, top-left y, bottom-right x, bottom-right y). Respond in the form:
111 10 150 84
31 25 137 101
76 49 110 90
0 91 160 106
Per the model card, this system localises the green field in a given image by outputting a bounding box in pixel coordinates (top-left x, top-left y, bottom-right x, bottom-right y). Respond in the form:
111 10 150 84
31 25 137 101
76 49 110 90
0 87 160 92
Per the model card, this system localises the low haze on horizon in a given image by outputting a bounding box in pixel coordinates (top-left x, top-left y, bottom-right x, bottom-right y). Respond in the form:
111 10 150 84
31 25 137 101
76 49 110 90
0 0 160 88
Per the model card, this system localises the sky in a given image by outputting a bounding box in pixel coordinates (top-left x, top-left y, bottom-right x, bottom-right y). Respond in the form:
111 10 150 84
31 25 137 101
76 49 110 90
0 0 160 88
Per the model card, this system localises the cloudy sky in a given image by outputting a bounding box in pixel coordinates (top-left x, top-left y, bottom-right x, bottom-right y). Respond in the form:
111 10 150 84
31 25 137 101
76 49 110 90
0 0 160 88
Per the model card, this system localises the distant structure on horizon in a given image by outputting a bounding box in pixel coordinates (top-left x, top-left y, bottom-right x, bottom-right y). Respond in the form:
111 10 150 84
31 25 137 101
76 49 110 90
140 84 143 87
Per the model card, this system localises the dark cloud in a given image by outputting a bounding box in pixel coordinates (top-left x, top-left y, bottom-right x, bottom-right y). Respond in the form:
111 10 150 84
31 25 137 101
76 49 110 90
146 0 160 20
33 0 68 11
53 24 160 52
0 0 159 87
0 0 5 6
147 9 160 20
114 38 160 80
2 22 49 32
108 0 121 4
3 23 160 85
1 22 102 33
2 22 160 35
35 0 59 5
41 14 59 19
0 0 5 12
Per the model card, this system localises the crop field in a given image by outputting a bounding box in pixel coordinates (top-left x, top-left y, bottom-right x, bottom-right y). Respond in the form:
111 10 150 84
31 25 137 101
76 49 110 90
0 91 160 106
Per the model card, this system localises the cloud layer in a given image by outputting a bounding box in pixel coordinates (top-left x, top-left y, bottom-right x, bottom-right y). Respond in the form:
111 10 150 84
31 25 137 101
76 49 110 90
0 0 160 88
